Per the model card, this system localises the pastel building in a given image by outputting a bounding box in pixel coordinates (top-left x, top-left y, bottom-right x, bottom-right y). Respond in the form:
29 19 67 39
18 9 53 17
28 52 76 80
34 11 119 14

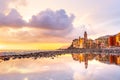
95 37 109 48
72 39 80 48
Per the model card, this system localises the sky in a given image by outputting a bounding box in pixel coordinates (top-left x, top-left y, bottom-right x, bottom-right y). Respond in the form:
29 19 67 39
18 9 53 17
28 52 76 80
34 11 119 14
0 0 120 50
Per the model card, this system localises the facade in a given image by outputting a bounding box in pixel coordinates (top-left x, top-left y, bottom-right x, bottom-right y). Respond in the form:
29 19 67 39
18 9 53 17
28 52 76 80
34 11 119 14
95 37 109 48
71 31 91 49
86 39 94 48
108 36 116 47
72 38 84 48
72 39 79 48
116 33 120 46
78 37 84 48
108 33 120 47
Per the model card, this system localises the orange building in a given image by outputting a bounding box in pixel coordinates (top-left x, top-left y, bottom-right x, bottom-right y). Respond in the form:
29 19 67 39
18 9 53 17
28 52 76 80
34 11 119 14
108 33 120 47
108 36 116 47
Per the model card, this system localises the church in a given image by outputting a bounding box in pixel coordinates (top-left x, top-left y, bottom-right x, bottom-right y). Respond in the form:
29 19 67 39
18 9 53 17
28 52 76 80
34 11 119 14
70 31 93 49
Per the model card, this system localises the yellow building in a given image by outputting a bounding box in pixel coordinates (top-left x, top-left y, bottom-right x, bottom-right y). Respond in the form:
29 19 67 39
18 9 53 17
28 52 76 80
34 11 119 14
71 31 89 49
78 37 84 48
72 39 80 48
72 37 84 48
115 33 120 46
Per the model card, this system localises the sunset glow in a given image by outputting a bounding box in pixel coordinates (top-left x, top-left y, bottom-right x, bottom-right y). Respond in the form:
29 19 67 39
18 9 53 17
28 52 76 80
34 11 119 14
0 43 70 50
1 1 120 80
0 0 120 50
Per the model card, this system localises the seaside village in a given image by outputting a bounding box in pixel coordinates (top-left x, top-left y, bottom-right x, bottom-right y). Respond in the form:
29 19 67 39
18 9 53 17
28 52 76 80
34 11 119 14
69 31 120 49
69 31 120 69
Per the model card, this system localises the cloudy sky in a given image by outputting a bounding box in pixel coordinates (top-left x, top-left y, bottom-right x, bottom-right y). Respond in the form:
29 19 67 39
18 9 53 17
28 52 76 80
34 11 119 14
0 0 120 50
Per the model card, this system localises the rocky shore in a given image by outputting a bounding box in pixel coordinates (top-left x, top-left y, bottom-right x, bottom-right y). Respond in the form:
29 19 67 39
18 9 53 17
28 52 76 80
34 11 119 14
0 48 120 61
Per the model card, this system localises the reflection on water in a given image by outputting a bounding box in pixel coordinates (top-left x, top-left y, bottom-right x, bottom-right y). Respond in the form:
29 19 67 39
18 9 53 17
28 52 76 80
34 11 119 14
72 53 120 69
0 53 120 80
72 53 88 69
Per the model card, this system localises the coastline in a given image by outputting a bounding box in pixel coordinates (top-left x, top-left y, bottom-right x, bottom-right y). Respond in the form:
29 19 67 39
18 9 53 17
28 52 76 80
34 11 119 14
0 47 120 61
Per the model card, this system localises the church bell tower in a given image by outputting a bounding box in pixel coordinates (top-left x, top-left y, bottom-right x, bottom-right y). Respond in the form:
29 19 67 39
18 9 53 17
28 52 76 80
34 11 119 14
84 31 87 48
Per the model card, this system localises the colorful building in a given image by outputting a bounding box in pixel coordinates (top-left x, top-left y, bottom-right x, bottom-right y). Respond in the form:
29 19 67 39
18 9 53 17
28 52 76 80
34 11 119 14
71 31 92 49
116 33 120 46
78 37 84 48
72 39 79 48
108 33 120 47
108 36 116 47
95 37 109 48
70 31 120 49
